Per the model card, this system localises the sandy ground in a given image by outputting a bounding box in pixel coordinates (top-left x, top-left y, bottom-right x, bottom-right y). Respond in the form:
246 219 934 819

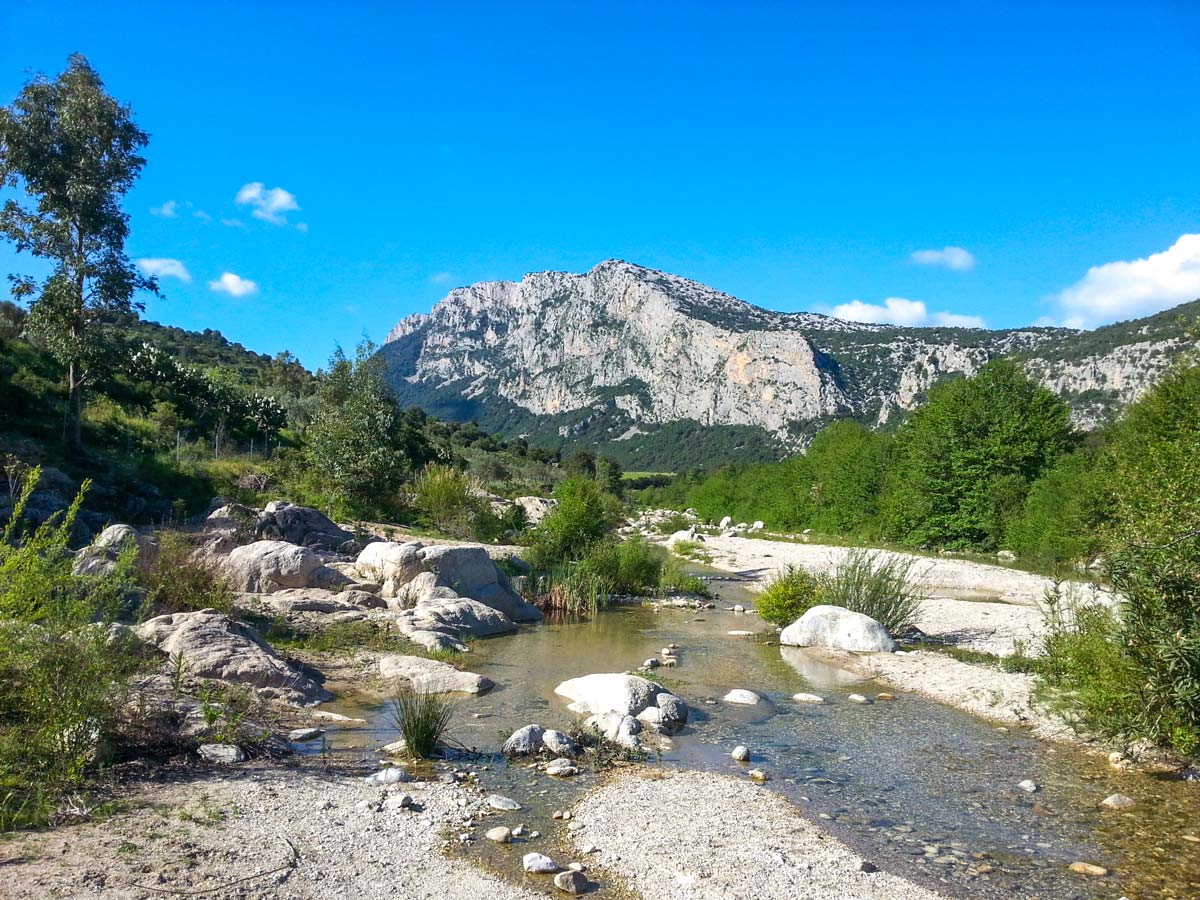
0 766 547 900
571 770 946 900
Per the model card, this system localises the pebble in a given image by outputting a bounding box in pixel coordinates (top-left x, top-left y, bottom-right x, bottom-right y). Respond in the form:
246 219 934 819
859 860 879 873
875 692 895 701
485 826 512 843
582 843 598 853
727 630 755 636
486 794 522 811
381 794 412 811
554 869 588 893
1100 793 1136 809
1183 834 1200 843
747 769 769 782
643 658 660 668
364 766 409 786
733 604 746 613
847 694 871 704
1068 861 1108 877
512 824 527 837
1016 780 1039 793
523 852 559 873
793 693 825 704
287 727 323 742
730 745 750 762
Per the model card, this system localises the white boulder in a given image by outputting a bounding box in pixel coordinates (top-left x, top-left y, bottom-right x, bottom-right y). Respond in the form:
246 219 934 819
219 540 324 593
554 673 688 732
779 605 896 653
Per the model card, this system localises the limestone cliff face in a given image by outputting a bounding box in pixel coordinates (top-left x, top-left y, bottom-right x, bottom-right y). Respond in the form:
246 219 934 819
380 260 1196 464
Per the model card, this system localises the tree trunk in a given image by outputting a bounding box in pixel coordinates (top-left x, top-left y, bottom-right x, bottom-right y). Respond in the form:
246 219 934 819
66 358 83 456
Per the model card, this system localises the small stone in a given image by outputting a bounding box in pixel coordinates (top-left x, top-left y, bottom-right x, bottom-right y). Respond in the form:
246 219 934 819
530 830 541 838
1183 834 1200 843
643 658 660 669
382 793 412 810
748 769 769 781
728 630 755 636
552 810 564 819
667 642 679 649
793 693 825 704
567 862 584 872
661 658 677 667
730 745 750 762
1016 780 1039 793
660 647 674 657
723 689 763 705
859 860 879 873
523 852 559 873
1068 861 1108 877
365 766 409 785
288 727 323 742
975 864 996 875
545 758 580 777
582 843 598 853
486 794 522 811
485 826 512 843
1100 793 1136 810
847 694 871 704
875 692 896 701
198 743 245 764
733 604 746 613
554 869 587 893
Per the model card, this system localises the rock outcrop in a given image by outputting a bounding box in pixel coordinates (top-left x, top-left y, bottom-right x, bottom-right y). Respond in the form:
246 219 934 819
135 609 330 704
554 673 689 740
380 259 1198 466
378 654 493 694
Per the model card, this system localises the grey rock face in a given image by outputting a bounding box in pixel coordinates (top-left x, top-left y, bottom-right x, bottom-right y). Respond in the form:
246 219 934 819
555 673 688 735
380 259 1195 460
377 654 493 694
219 540 324 593
135 609 330 705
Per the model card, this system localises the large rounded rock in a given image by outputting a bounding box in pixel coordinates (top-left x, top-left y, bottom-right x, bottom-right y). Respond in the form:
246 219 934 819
502 724 546 755
220 540 324 593
135 610 330 705
514 496 557 525
72 524 159 576
378 655 493 694
555 673 688 733
255 501 353 549
779 605 896 653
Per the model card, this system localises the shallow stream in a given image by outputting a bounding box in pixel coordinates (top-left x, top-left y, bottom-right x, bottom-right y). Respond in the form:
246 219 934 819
315 579 1200 900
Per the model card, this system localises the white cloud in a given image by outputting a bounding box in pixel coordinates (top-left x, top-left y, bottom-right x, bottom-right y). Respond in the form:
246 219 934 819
235 182 300 225
832 296 985 329
150 200 178 218
296 222 309 234
429 271 454 285
911 246 976 271
209 272 258 297
1052 234 1200 329
221 218 246 228
135 258 191 282
193 210 212 223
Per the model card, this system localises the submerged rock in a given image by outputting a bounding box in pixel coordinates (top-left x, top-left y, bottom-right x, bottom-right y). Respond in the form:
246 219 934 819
487 794 522 811
722 689 764 705
378 655 493 694
554 869 588 893
523 852 559 873
779 605 896 653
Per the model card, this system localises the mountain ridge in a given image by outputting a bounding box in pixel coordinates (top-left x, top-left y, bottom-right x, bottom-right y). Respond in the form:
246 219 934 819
379 260 1198 469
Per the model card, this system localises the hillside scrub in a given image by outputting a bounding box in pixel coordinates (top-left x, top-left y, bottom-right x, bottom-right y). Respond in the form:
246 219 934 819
1038 362 1200 756
524 476 623 569
0 469 145 827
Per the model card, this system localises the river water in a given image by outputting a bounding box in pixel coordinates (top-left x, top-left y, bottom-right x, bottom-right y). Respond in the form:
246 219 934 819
316 582 1200 900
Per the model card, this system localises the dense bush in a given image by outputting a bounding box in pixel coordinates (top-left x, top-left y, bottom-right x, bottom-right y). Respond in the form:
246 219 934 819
755 565 824 626
1004 445 1109 567
1038 362 1200 756
525 477 623 569
576 538 664 595
818 549 926 634
140 530 234 614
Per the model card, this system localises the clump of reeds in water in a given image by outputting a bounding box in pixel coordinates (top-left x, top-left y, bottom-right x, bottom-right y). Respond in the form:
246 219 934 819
388 687 455 758
526 568 611 618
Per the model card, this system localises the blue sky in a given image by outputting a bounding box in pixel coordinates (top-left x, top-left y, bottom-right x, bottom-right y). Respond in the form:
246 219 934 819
2 1 1199 368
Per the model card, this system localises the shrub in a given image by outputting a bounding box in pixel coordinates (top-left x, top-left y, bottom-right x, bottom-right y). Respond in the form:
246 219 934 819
576 538 663 595
658 557 711 597
411 464 479 537
755 565 824 626
525 477 622 569
818 550 926 634
140 530 234 614
388 689 455 758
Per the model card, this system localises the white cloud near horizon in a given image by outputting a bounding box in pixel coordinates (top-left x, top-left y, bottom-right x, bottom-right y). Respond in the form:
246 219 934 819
832 296 986 329
209 272 258 297
429 271 454 285
235 182 300 225
1051 234 1200 329
150 200 178 218
912 246 976 271
136 258 191 282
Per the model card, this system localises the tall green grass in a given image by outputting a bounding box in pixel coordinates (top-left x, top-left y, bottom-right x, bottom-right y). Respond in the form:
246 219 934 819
388 689 455 758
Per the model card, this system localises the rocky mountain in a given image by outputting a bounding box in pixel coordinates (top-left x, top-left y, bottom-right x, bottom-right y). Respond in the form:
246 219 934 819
379 260 1198 470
